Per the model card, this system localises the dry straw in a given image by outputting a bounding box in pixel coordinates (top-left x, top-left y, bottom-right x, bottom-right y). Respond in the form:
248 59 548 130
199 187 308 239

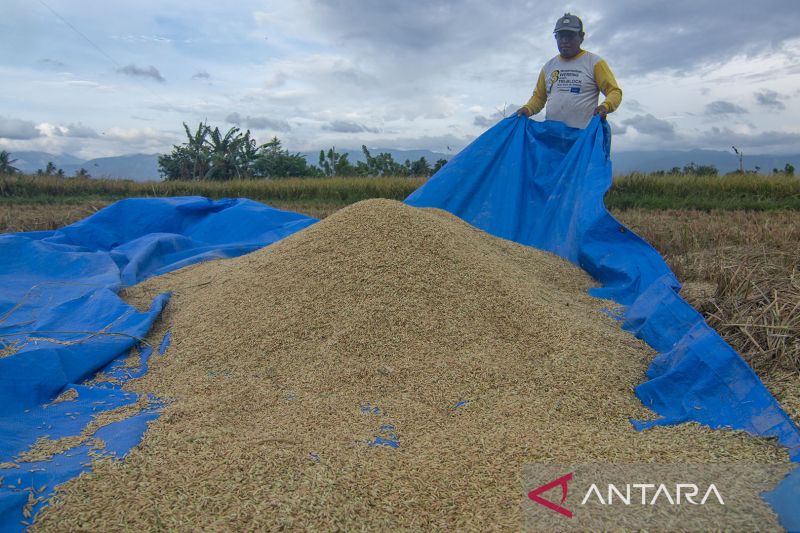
703 249 799 375
32 200 787 531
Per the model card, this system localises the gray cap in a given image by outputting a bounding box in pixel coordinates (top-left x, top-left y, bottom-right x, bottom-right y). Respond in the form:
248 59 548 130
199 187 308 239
553 13 583 33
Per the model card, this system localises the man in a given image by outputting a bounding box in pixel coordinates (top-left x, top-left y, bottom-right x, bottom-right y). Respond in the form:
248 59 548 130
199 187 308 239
517 13 622 129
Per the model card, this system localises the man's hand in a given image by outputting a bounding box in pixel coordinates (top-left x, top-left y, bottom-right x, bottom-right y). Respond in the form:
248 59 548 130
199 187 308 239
516 107 531 117
593 105 608 119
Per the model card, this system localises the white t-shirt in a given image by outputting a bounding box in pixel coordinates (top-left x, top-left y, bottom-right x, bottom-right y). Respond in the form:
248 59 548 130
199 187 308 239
542 51 603 129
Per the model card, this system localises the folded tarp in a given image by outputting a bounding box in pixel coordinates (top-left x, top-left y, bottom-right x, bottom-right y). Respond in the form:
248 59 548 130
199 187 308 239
0 197 317 531
405 115 800 529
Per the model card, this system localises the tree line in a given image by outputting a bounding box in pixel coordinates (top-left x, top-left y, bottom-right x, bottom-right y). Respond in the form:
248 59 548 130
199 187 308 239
3 127 796 180
157 122 448 180
646 162 794 177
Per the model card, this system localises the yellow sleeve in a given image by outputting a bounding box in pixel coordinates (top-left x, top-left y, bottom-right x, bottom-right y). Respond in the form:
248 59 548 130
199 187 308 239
523 69 547 115
594 60 622 113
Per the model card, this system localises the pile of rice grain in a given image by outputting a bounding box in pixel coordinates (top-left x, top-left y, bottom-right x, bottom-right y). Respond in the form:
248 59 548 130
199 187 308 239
32 199 787 531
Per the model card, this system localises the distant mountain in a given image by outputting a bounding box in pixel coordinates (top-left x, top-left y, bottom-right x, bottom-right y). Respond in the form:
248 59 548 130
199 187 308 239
304 147 799 176
61 154 161 181
611 150 800 175
3 148 797 181
0 149 160 181
5 151 86 173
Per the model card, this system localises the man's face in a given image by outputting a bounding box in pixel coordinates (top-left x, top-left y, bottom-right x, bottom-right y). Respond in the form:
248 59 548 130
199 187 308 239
555 30 584 58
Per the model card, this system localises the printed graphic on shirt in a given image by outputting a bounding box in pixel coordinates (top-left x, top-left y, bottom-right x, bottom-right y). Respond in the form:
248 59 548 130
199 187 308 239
548 69 583 96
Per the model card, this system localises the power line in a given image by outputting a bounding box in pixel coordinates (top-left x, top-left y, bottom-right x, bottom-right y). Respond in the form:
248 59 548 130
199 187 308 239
35 0 172 109
36 0 122 68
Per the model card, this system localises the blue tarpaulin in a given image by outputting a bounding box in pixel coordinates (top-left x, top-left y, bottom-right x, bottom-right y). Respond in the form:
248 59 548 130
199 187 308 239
0 198 316 531
1 117 798 530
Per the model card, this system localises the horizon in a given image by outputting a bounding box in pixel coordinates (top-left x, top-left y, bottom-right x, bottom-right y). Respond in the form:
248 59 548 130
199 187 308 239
5 144 800 161
5 143 799 181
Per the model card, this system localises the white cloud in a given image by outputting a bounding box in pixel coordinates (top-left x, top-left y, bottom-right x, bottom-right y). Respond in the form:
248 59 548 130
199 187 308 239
60 80 113 90
1 0 798 157
103 126 175 144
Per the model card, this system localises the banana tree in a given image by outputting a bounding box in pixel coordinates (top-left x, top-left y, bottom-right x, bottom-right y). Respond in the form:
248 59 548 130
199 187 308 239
183 122 210 179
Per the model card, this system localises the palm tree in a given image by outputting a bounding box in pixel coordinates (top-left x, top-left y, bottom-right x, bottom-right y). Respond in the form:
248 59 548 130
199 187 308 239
74 168 91 178
0 150 20 174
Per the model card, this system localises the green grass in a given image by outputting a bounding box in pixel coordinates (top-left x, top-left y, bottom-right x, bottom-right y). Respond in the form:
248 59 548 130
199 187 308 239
605 173 800 210
2 173 798 210
0 175 425 204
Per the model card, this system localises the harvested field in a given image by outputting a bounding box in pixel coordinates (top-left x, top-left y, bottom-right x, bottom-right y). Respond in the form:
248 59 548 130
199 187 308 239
615 209 800 400
0 202 110 233
31 200 788 531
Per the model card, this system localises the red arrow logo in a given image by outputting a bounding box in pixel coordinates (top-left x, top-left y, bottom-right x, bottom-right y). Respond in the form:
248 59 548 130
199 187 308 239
528 472 573 518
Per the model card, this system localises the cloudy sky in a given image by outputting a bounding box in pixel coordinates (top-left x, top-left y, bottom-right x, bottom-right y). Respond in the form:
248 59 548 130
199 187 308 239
2 0 799 159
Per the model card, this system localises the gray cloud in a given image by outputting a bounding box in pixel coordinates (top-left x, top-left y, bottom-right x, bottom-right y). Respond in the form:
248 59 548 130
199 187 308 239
56 123 99 138
322 120 380 134
303 0 538 78
705 100 748 116
608 121 628 135
225 112 244 124
474 104 521 127
0 116 41 140
378 132 475 153
588 1 799 75
310 0 466 53
248 116 291 131
5 2 799 158
37 58 67 70
618 125 800 153
302 1 800 80
473 113 504 128
118 64 165 83
473 115 496 128
755 90 786 110
621 114 676 138
622 99 645 113
263 72 288 89
705 126 800 150
226 112 291 132
330 66 378 87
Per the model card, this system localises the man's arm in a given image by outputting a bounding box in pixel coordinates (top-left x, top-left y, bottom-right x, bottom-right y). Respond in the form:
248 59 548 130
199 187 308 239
593 60 622 118
517 69 547 117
